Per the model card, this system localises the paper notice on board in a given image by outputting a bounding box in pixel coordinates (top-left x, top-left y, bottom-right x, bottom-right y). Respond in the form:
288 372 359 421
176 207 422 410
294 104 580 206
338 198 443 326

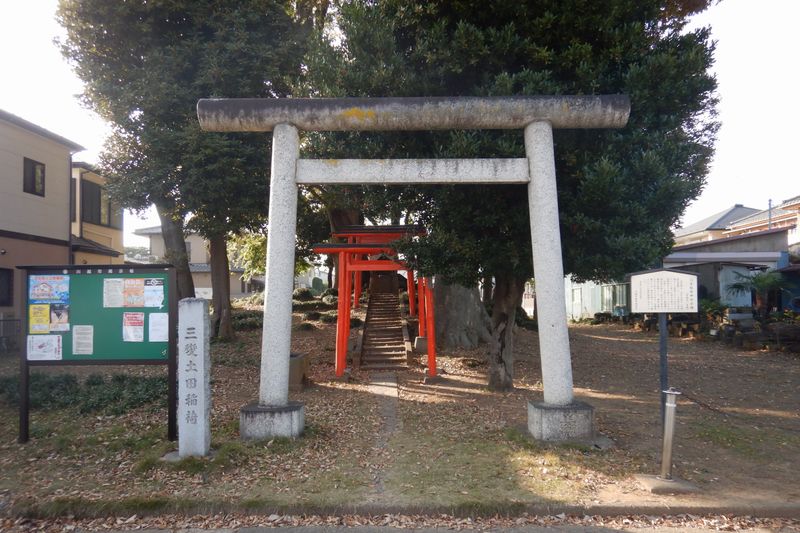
49 304 70 332
72 325 94 355
123 278 145 307
27 335 62 360
103 278 124 307
144 278 165 308
122 312 145 342
29 304 50 334
29 275 70 303
148 313 169 342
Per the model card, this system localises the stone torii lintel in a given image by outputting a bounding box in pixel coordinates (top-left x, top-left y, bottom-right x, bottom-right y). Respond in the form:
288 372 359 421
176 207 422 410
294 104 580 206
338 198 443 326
197 95 630 133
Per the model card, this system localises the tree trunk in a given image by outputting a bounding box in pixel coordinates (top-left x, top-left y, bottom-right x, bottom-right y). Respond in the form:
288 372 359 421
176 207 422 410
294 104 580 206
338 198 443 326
155 201 195 300
326 256 333 290
482 275 493 304
434 282 492 349
209 234 235 340
487 273 525 391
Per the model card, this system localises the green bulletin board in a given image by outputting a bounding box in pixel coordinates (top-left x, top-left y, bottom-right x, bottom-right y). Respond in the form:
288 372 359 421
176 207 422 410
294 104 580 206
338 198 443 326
24 265 176 362
19 264 177 443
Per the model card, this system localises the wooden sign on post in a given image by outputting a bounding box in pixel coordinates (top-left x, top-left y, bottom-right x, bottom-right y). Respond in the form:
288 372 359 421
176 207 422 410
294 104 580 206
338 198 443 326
630 269 698 314
628 268 698 422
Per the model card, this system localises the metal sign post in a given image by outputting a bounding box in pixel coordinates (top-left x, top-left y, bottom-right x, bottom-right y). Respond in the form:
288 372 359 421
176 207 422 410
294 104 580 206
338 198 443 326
629 268 698 424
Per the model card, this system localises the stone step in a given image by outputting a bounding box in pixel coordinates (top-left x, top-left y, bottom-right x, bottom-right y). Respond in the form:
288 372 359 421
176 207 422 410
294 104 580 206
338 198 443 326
360 292 408 371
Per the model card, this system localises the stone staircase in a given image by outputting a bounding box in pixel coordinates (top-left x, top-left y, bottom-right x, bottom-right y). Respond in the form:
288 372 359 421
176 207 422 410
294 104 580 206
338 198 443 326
359 292 408 371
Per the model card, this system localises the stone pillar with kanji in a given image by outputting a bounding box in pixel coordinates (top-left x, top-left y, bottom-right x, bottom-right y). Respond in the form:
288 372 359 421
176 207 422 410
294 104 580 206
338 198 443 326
177 298 211 457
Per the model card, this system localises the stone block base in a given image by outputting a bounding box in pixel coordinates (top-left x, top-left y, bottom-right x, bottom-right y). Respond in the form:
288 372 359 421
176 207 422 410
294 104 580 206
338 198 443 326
527 400 594 442
289 353 308 392
414 336 427 354
240 401 304 440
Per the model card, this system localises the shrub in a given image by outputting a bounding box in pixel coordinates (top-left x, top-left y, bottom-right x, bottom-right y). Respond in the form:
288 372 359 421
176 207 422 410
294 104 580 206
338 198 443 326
294 322 316 331
292 287 315 301
0 373 166 415
320 288 338 297
303 311 322 321
350 317 363 327
321 295 337 306
293 300 335 311
231 309 263 331
320 312 338 323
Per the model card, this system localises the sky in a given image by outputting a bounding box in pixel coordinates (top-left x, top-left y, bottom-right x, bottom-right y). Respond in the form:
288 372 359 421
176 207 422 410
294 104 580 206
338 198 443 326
1 1 798 247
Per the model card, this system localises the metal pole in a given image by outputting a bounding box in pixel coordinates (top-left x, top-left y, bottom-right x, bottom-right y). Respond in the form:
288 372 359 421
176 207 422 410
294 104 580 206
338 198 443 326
660 388 681 480
659 312 668 423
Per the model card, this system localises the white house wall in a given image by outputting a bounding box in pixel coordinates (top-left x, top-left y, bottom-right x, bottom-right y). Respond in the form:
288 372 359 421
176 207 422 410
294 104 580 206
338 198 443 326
0 120 71 241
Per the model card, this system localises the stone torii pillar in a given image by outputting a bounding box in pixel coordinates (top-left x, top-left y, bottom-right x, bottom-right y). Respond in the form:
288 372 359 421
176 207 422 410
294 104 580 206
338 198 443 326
197 96 630 441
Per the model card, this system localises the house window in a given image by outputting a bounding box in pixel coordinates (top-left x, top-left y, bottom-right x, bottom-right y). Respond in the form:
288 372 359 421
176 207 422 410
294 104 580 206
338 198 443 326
70 178 76 222
81 180 123 228
0 269 12 307
23 158 45 196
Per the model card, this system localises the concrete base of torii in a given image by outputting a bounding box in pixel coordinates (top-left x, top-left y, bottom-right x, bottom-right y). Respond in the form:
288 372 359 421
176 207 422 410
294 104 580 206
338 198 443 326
240 401 305 440
527 400 594 442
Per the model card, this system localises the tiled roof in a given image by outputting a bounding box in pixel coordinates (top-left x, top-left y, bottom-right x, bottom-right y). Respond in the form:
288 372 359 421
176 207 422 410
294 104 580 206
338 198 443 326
728 207 792 228
727 194 800 228
674 204 760 237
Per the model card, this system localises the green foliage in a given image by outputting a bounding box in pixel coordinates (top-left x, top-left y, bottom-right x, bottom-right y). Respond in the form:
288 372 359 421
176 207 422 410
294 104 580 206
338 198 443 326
303 311 323 321
57 0 310 314
303 0 717 286
320 312 338 323
293 299 336 311
231 309 263 331
726 270 789 298
292 287 315 301
229 230 322 280
0 373 166 415
726 270 792 319
350 317 363 327
233 292 264 309
699 298 725 327
321 295 338 306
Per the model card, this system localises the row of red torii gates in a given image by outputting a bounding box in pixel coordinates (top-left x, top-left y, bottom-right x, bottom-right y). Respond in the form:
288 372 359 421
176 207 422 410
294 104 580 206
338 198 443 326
313 224 437 378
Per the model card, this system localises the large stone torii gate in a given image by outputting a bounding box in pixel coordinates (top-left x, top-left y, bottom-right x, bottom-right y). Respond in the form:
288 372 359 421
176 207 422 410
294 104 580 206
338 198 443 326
197 96 630 441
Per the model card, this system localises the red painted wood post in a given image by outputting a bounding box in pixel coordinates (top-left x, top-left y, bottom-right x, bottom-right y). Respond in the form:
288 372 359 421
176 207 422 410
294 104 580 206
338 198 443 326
417 275 426 337
342 252 353 373
354 266 362 309
407 270 416 316
335 251 348 376
425 277 437 377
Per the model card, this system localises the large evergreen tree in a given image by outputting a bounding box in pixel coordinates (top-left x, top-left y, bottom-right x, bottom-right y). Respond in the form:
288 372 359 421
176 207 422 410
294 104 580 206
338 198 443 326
303 0 718 389
57 0 307 337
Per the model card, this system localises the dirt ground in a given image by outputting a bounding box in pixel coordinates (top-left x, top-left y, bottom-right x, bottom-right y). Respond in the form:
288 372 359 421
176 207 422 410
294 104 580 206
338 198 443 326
0 314 798 517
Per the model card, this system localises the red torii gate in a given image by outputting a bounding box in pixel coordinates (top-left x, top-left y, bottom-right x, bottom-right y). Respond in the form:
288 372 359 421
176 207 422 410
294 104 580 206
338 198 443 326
313 233 436 379
331 225 425 315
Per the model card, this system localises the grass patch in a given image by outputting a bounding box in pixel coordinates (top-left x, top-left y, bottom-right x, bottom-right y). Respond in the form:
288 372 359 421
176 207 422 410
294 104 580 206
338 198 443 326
693 420 764 458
